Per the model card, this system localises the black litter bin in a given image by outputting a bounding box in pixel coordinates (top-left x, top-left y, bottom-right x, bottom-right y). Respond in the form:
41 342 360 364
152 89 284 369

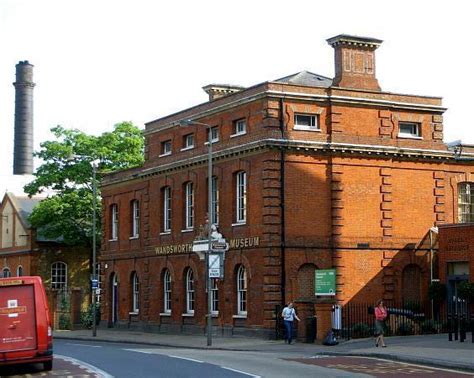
305 316 317 343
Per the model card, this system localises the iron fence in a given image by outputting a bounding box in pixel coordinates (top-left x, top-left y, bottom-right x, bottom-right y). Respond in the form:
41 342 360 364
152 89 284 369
338 300 468 340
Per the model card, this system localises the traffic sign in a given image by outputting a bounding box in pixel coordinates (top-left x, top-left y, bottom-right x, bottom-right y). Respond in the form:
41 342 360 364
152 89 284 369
208 254 221 278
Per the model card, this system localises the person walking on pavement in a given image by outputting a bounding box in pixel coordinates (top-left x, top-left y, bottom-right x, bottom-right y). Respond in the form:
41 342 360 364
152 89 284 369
282 302 300 344
374 299 388 347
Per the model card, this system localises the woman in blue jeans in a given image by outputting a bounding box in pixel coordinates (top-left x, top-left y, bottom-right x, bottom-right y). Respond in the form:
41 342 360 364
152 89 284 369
282 302 300 344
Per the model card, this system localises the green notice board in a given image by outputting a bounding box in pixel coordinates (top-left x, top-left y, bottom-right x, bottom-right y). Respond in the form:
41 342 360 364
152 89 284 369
315 269 336 296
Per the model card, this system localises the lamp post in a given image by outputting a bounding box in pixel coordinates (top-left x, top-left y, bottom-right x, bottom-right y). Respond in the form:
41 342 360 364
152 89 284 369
91 160 98 337
180 119 213 346
68 155 100 337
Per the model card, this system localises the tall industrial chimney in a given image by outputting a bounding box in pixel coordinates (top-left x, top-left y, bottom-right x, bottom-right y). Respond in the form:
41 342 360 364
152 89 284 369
13 60 35 175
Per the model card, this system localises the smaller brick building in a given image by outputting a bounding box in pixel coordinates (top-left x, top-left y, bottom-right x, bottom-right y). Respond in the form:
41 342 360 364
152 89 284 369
0 192 92 328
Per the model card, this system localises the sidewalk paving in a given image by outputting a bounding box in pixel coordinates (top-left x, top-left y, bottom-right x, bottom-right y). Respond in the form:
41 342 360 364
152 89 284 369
54 329 474 372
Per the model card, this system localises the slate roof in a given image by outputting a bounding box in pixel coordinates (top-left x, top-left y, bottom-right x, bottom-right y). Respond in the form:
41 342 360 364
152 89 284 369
273 70 333 88
7 193 42 228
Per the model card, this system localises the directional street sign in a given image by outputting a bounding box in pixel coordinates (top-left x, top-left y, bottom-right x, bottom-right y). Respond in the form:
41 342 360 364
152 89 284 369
211 241 228 251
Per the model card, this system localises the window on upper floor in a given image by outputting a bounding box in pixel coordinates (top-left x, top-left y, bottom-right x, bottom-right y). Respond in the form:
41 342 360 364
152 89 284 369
17 266 23 277
184 182 194 230
110 204 119 240
210 176 219 225
162 186 172 233
294 113 319 131
182 133 194 150
235 171 247 224
130 200 140 238
232 119 247 136
458 182 474 223
206 126 219 144
160 140 172 156
398 122 421 138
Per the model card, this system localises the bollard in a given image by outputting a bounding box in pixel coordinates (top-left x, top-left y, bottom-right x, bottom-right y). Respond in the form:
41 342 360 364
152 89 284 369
471 314 474 343
448 314 453 341
460 315 465 342
454 315 459 341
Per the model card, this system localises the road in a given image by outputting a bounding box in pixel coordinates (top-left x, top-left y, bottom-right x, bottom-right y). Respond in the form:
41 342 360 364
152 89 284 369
1 339 472 377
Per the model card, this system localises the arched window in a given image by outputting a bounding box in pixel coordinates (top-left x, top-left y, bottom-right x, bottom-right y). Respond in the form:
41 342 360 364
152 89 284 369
17 265 23 277
297 263 317 299
2 267 11 278
51 262 67 290
237 266 247 315
163 270 171 314
185 269 194 314
402 264 421 303
458 183 474 223
131 272 139 313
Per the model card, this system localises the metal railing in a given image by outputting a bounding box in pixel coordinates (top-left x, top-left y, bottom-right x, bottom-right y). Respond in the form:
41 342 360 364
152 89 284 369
338 300 458 340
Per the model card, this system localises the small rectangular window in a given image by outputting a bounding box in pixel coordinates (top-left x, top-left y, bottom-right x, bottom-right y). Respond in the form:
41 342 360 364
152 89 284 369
398 122 421 138
160 140 172 156
206 127 219 144
182 134 194 150
233 119 246 136
294 114 318 130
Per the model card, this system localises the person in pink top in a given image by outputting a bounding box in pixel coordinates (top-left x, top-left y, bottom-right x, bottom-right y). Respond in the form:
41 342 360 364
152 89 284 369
374 299 388 347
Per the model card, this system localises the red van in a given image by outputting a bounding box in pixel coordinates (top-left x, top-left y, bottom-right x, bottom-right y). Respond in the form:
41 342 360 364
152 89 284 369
0 276 53 371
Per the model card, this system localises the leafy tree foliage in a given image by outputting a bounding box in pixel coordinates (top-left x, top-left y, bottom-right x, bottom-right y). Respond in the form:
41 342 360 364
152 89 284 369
25 122 144 246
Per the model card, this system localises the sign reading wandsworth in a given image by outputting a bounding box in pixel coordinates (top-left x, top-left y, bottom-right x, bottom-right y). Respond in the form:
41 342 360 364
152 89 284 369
155 236 260 256
315 269 336 296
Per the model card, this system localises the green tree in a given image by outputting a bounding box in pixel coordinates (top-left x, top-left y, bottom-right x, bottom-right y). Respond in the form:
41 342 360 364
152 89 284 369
25 122 144 246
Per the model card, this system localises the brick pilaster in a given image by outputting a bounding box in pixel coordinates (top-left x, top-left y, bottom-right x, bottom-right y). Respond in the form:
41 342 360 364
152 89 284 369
262 157 283 328
380 167 393 238
433 171 446 226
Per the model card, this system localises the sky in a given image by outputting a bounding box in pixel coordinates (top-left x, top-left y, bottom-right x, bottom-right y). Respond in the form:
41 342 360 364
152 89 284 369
1 0 473 195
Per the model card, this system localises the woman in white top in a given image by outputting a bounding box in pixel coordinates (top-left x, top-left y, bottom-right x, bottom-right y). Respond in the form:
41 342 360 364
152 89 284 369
282 302 300 344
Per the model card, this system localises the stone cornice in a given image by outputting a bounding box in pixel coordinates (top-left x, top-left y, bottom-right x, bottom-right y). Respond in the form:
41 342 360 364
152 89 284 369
265 91 446 112
144 87 445 136
102 138 471 188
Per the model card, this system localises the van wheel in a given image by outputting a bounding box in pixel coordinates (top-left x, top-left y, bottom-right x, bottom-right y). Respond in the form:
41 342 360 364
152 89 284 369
44 360 53 371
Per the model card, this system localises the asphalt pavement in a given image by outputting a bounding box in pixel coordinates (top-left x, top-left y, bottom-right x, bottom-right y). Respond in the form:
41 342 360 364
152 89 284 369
53 328 474 373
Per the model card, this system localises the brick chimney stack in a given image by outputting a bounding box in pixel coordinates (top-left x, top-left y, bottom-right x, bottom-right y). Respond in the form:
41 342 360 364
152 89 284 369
327 34 383 91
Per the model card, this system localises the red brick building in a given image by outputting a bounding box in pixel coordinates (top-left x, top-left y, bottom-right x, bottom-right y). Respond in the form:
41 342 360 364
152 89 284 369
99 35 474 338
